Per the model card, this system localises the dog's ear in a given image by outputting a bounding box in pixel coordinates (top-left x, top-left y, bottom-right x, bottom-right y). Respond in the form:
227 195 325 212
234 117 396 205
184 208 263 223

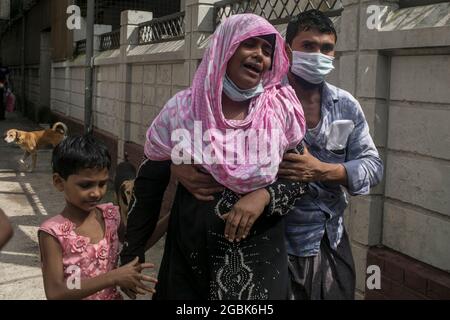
14 131 20 140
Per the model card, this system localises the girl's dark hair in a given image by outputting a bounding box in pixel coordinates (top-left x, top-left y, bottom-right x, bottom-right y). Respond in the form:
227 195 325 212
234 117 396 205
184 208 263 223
52 134 111 179
286 9 337 45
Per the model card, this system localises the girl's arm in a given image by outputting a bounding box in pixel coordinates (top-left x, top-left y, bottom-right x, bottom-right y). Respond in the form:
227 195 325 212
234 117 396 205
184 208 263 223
120 159 171 265
0 209 13 250
39 232 156 300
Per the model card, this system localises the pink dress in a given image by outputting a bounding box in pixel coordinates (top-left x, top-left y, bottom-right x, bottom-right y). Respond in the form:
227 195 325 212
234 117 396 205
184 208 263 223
39 203 123 300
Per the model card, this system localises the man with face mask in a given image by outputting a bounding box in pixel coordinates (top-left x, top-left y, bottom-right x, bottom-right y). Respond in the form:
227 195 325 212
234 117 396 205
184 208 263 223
277 10 383 299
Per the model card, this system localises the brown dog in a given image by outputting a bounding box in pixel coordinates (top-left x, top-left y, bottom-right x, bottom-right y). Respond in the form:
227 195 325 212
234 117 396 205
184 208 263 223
114 159 137 229
116 177 170 249
117 179 135 228
4 122 68 172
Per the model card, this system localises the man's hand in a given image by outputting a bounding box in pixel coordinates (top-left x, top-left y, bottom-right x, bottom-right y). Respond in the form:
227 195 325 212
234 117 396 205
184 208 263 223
221 189 270 243
171 164 224 201
278 147 326 182
279 147 348 185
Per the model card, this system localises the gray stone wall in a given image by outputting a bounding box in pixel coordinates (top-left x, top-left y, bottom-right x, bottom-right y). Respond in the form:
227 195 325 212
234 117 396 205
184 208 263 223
336 0 450 298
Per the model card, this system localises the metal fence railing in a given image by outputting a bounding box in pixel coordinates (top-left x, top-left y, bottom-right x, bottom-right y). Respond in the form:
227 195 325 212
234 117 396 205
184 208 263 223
214 0 344 26
100 29 121 51
138 11 185 45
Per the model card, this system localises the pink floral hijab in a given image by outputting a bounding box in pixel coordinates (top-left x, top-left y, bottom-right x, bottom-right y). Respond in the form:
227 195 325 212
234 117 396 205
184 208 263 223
145 14 306 194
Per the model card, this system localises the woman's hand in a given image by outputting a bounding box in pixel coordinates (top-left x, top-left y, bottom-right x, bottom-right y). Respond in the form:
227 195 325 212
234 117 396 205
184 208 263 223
113 257 157 299
171 164 224 201
221 189 270 242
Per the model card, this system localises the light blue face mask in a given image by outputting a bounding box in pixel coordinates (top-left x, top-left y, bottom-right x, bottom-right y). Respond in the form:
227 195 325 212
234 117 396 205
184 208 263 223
291 51 335 84
222 73 264 102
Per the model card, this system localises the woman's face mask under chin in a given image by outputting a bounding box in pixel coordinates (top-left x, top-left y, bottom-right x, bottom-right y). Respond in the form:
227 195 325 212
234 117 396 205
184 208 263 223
222 73 264 102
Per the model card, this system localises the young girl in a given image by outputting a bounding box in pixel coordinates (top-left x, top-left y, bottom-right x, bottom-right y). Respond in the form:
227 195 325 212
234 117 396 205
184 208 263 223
38 135 157 300
121 14 307 300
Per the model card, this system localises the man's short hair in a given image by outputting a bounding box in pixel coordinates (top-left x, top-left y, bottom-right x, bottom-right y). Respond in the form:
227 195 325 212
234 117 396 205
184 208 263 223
52 134 111 179
286 9 337 45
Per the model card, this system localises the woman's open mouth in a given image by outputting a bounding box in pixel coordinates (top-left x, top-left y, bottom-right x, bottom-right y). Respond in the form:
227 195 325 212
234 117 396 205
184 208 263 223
243 62 262 77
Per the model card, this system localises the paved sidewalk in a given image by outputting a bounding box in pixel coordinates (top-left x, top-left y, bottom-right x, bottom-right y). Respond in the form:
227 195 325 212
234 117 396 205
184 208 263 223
0 112 164 300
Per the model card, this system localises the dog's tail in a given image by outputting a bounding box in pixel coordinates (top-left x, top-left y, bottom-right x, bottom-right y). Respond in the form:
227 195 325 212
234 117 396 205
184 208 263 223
52 122 68 137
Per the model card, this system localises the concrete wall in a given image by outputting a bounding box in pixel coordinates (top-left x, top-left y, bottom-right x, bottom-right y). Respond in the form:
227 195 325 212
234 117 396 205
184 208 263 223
51 62 84 121
26 67 41 115
40 31 52 114
9 65 41 120
336 0 450 299
44 0 450 299
383 54 450 270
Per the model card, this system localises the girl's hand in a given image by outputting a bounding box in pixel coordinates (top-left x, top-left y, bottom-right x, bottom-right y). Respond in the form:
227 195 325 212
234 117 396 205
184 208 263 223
221 189 270 243
112 257 157 298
